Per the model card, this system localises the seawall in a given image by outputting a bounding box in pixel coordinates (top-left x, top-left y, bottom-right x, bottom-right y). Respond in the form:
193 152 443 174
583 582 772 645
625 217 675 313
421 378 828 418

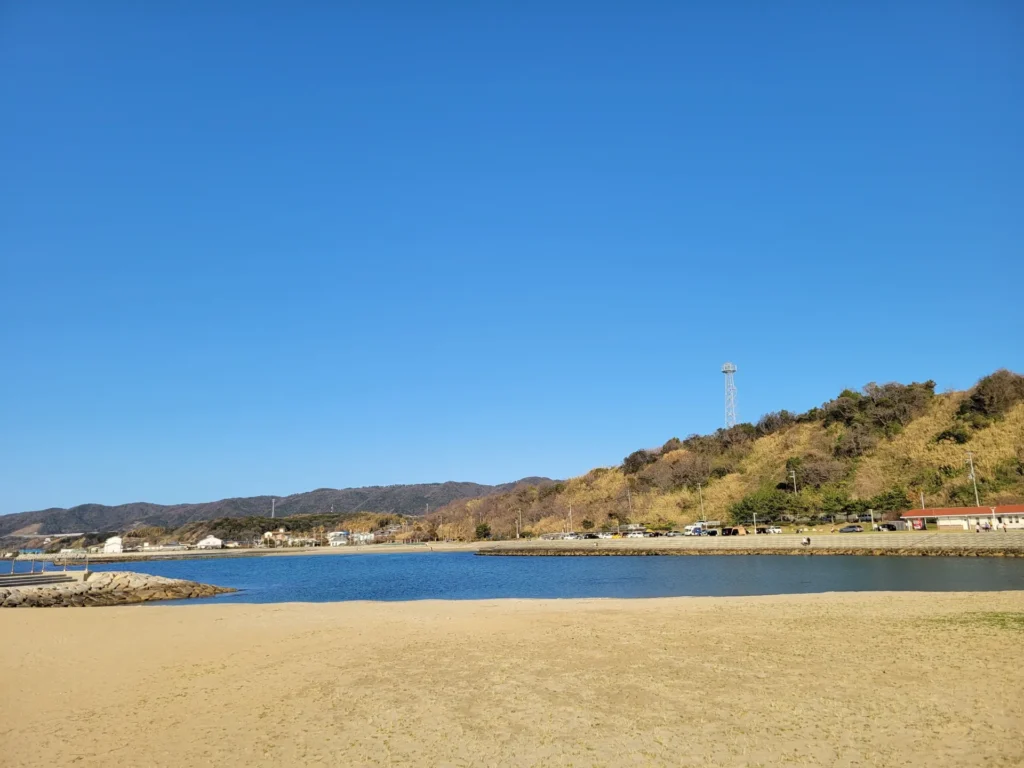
477 531 1024 558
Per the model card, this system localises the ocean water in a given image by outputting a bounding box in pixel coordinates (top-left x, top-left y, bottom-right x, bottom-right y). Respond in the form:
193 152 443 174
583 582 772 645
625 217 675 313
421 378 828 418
51 551 1024 604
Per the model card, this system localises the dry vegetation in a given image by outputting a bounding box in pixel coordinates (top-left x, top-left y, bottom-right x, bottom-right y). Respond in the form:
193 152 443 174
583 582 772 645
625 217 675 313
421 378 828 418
427 371 1024 540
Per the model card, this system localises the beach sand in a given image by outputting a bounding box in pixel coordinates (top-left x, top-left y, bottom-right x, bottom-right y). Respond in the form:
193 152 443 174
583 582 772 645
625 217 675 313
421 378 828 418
2 592 1022 767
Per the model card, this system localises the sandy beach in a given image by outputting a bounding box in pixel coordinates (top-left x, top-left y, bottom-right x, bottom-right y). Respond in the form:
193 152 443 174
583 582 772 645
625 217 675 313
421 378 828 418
3 592 1022 767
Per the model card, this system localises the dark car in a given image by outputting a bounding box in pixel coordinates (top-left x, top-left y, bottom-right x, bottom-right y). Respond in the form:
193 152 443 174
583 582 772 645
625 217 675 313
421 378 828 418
878 523 898 532
839 525 863 533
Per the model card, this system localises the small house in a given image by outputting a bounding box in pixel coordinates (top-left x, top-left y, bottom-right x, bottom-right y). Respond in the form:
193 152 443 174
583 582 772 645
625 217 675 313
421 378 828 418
103 536 123 554
196 535 223 550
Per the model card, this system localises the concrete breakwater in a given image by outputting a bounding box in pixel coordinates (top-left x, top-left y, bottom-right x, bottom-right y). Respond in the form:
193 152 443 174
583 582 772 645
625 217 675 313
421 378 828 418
478 546 1024 558
477 531 1024 558
0 571 236 608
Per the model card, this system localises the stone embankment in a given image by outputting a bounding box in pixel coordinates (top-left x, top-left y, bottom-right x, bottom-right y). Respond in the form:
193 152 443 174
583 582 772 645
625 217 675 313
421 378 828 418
478 546 1024 557
477 532 1024 558
0 571 235 608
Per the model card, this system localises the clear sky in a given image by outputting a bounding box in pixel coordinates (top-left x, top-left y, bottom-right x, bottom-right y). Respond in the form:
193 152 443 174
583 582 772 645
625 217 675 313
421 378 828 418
1 3 1022 515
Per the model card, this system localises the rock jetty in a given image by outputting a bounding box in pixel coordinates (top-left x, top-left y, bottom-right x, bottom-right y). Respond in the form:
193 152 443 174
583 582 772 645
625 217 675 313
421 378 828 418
0 571 235 608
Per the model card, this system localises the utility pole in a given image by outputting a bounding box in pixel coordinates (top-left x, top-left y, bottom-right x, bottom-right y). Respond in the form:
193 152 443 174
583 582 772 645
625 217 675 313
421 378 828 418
920 491 925 510
272 498 276 519
568 502 573 534
752 510 757 534
626 488 633 519
966 451 981 507
697 483 706 522
789 470 798 494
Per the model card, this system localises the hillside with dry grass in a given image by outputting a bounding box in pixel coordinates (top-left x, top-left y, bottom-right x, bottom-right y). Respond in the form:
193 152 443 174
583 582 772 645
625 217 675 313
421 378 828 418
425 371 1024 540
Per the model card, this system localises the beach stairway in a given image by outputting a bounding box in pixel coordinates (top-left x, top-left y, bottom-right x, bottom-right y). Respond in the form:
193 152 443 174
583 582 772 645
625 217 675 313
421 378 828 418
0 573 77 589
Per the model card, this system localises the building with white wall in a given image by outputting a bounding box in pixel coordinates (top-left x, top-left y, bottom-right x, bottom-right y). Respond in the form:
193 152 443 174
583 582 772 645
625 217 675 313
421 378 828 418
901 505 1024 531
102 536 123 554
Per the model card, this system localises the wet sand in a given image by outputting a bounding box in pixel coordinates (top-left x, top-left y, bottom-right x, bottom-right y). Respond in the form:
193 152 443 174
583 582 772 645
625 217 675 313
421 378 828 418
3 592 1023 767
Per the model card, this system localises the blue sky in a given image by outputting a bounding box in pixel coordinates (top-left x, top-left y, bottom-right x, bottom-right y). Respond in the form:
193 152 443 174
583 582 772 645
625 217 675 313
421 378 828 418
1 3 1022 514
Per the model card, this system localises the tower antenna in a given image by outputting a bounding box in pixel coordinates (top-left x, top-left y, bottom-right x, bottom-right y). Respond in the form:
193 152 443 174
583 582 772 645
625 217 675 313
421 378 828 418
722 362 738 428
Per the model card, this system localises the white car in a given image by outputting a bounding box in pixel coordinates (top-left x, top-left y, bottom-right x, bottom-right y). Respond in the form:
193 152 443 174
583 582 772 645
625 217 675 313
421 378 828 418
597 532 614 539
626 531 646 539
767 527 782 534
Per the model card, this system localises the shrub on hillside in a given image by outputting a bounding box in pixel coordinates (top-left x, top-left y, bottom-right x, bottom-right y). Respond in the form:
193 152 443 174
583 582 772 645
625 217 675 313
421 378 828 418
756 410 797 436
787 454 847 488
934 425 971 444
823 380 935 436
958 370 1024 421
833 424 878 458
622 450 658 475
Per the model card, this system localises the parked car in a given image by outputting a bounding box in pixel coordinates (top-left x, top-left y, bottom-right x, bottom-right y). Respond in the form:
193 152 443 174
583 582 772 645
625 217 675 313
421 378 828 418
877 523 898 532
767 527 783 534
664 531 683 537
704 529 718 536
626 531 645 539
597 532 614 539
582 533 599 539
839 525 863 533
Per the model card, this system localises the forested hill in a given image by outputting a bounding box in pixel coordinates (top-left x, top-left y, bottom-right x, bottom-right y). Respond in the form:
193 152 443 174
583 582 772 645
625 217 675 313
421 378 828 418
0 478 551 536
426 370 1024 540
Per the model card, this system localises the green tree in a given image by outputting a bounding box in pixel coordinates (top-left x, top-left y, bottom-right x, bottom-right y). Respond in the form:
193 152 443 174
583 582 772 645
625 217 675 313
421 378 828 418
581 519 594 530
474 523 491 540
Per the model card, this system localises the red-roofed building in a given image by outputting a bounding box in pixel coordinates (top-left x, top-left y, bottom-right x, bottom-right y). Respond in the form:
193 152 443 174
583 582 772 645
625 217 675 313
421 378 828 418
901 505 1024 531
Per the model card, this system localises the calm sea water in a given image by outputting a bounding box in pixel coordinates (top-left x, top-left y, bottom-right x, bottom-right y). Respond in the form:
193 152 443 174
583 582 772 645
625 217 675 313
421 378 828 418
50 552 1024 604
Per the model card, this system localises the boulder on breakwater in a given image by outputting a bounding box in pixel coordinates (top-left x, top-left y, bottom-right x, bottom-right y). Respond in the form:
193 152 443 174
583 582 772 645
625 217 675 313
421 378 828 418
0 571 236 608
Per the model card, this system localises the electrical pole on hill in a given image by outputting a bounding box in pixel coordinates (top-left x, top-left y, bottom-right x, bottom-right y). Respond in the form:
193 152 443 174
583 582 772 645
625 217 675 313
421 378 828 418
271 498 276 519
722 363 738 428
966 451 981 506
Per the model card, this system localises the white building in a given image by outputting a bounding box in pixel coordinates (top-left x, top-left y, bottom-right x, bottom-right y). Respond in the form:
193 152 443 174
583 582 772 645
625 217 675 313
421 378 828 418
327 531 349 547
901 505 1024 531
350 531 375 545
103 536 123 554
196 535 223 549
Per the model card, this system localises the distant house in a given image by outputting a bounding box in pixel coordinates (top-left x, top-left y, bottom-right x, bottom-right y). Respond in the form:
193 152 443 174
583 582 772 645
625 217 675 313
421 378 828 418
350 532 375 545
224 540 242 548
901 505 1024 531
263 528 289 546
196 535 223 549
327 531 349 547
103 536 123 554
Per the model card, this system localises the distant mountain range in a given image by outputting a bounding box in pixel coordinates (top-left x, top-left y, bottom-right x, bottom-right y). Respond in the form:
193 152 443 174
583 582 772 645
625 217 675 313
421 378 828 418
0 479 552 537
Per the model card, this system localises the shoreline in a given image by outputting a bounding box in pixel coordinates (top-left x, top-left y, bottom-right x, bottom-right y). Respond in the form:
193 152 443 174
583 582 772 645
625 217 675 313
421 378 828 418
19 530 1024 566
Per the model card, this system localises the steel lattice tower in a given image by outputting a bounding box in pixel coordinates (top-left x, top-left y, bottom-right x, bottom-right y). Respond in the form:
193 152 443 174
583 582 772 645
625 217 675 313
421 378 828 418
722 362 738 428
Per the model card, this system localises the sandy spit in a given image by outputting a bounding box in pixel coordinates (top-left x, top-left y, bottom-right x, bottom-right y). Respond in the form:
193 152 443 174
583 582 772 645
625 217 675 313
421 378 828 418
3 591 1023 767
